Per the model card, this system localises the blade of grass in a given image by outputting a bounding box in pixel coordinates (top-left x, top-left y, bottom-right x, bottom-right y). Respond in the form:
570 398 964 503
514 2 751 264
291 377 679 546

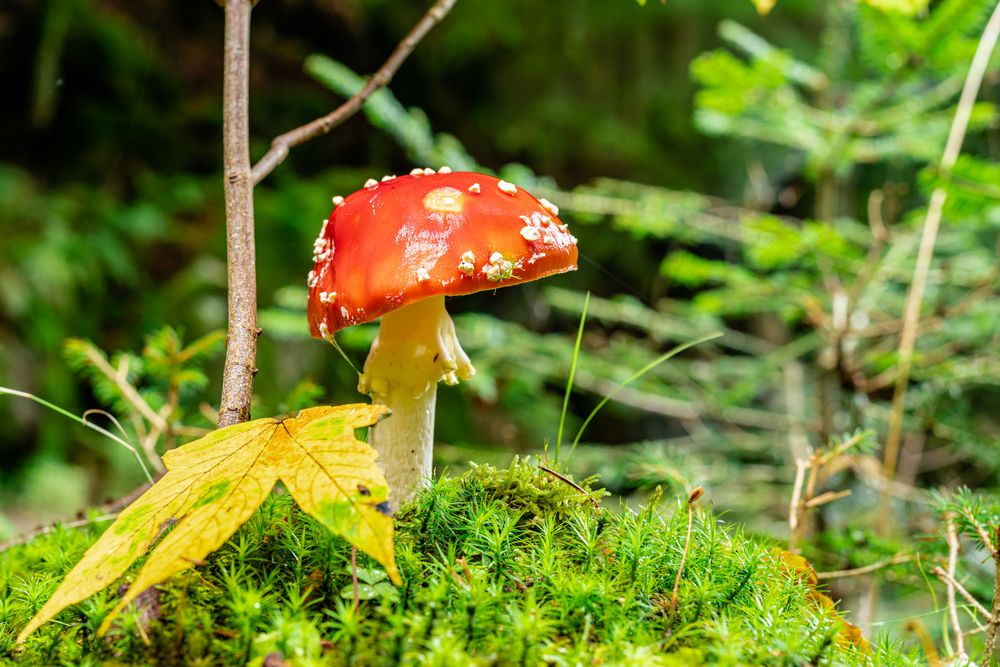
566 332 723 463
0 386 154 484
554 291 590 465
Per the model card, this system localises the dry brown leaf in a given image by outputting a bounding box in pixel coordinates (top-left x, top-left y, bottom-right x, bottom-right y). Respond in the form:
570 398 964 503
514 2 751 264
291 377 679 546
770 547 870 652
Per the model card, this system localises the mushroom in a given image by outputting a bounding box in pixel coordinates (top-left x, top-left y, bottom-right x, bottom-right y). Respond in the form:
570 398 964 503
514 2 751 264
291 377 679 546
307 170 578 504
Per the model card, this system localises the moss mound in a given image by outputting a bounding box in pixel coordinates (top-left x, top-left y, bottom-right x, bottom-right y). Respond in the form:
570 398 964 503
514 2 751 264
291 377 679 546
1 460 914 665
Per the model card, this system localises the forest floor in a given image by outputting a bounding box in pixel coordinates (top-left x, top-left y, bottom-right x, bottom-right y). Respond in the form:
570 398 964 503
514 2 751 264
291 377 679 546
1 460 914 666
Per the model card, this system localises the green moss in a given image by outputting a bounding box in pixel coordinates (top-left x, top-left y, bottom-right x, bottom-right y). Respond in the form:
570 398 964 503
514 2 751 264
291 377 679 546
1 460 918 665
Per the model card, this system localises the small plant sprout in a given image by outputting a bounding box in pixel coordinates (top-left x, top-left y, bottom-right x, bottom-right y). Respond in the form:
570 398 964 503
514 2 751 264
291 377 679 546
307 171 578 504
670 485 704 613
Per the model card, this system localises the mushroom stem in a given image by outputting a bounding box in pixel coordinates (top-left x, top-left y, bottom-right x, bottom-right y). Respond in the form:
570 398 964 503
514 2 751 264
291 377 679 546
366 382 437 506
359 295 474 505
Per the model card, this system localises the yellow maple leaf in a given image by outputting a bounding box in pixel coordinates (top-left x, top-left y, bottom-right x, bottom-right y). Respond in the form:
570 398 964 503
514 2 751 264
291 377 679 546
17 404 397 642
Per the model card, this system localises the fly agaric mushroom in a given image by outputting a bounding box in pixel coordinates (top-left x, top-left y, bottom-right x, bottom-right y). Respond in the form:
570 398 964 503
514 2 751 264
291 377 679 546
307 170 577 504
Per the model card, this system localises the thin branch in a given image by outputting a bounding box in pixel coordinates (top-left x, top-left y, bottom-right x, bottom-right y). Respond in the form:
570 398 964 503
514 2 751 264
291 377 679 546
802 452 821 510
787 457 808 551
932 567 992 620
845 189 888 314
217 0 259 428
250 0 458 185
941 516 967 657
989 575 1000 663
816 553 912 580
986 525 1000 665
961 508 997 555
805 489 851 509
879 1 1000 532
536 465 597 507
820 430 868 465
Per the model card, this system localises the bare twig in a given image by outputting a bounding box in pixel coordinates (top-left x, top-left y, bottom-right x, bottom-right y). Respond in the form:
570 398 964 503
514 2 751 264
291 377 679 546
932 567 992 620
879 1 1000 532
804 489 851 509
985 524 1000 664
941 515 967 657
815 553 912 580
104 482 153 512
961 509 998 555
989 577 1000 664
787 433 870 551
789 451 823 551
846 189 889 308
250 0 458 185
217 0 259 428
963 623 989 638
139 428 164 473
802 456 820 507
787 458 808 551
536 465 598 507
820 430 868 465
174 425 212 438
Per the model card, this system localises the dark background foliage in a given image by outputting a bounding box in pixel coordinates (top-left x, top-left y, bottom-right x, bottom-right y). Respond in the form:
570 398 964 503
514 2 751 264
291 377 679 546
2 0 999 658
0 0 811 506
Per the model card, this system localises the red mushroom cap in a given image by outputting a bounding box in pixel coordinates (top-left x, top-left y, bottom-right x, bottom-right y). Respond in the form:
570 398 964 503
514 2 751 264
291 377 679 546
307 171 578 336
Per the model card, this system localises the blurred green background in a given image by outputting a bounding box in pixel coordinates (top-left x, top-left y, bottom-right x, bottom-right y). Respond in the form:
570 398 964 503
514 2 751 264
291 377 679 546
2 0 1000 652
0 0 811 518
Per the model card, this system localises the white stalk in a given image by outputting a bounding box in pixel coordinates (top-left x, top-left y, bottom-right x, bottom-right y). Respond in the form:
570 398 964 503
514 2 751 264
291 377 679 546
366 382 437 507
358 295 474 505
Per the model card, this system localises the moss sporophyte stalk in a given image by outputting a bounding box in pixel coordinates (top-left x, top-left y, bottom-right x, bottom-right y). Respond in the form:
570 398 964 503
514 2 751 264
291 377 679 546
3 460 917 665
